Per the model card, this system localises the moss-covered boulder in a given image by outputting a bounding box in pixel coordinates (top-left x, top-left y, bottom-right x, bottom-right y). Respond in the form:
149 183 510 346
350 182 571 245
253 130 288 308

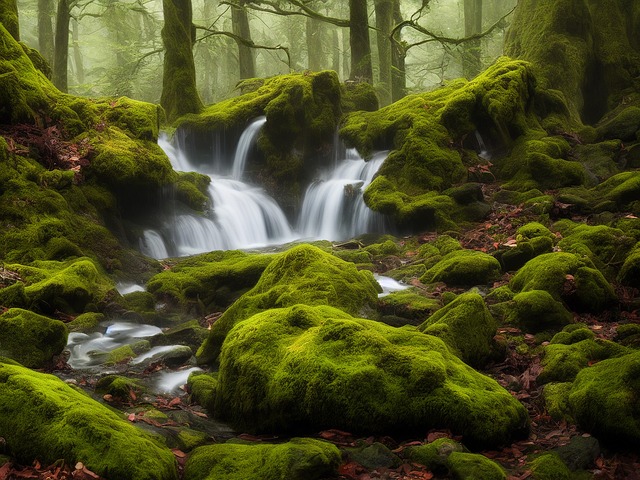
494 222 555 271
0 360 178 480
377 290 440 326
147 250 275 315
420 250 502 287
505 290 573 333
205 304 528 448
567 351 640 446
196 244 381 365
4 258 115 314
619 242 640 288
509 252 616 312
183 438 341 480
418 293 500 368
529 453 572 480
0 308 67 367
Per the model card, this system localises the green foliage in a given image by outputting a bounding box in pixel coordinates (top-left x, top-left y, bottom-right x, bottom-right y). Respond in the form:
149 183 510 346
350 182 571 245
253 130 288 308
210 304 528 448
0 308 67 367
419 293 500 368
183 438 341 480
0 361 178 479
196 244 381 365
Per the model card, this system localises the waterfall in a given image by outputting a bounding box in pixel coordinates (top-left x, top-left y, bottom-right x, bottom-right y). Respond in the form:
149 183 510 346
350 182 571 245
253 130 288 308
298 149 388 241
148 118 389 258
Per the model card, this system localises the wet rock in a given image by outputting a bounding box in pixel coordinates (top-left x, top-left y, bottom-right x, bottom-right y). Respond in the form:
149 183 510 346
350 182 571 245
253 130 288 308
346 442 401 470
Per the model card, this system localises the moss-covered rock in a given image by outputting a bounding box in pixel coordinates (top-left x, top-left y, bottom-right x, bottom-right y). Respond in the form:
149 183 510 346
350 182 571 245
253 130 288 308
406 438 465 473
567 351 640 445
0 308 67 367
183 438 341 480
494 222 555 271
509 252 616 312
619 242 640 288
0 360 178 480
530 453 572 480
67 312 104 332
208 304 528 448
196 244 381 365
421 249 502 287
418 293 500 368
377 290 440 326
447 452 507 480
505 290 573 333
95 374 146 401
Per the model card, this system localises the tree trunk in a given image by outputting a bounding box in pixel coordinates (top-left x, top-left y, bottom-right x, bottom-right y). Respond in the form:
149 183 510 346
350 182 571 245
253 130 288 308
53 0 69 92
331 28 340 76
231 0 255 79
349 0 372 82
0 0 20 40
374 0 393 106
71 17 84 86
463 0 483 78
306 14 323 71
37 0 54 65
391 0 406 102
160 0 203 122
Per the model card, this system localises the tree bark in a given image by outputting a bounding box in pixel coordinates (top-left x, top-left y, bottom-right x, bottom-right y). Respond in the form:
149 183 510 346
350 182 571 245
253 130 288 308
0 0 20 40
349 0 372 82
463 0 483 78
160 0 203 122
374 0 393 105
71 17 84 85
306 13 323 70
38 0 54 65
53 0 69 92
232 0 255 79
391 0 406 101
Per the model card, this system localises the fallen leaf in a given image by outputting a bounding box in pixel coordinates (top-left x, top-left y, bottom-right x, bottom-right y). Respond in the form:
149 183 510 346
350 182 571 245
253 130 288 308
171 449 186 458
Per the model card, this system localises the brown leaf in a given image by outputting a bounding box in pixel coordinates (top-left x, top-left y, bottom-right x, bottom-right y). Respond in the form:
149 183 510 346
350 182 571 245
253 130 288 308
171 449 186 458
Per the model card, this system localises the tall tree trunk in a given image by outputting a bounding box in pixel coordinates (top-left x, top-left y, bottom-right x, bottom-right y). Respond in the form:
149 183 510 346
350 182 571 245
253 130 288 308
342 27 350 79
463 0 483 78
38 0 54 65
331 28 340 76
391 0 406 102
0 0 20 40
53 0 69 92
349 0 372 82
71 17 84 85
161 0 203 122
231 0 255 79
374 0 393 106
306 14 323 70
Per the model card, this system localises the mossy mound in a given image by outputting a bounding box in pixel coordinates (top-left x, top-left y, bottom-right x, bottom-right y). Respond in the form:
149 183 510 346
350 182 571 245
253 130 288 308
567 351 640 446
4 258 115 315
377 290 440 326
341 58 537 230
196 244 381 365
67 312 104 332
0 308 67 368
529 453 572 480
0 360 178 480
420 249 502 287
183 438 341 480
509 252 616 312
619 242 640 288
418 293 500 368
147 250 275 315
538 326 630 384
505 290 573 333
209 304 528 448
494 222 555 271
95 374 146 401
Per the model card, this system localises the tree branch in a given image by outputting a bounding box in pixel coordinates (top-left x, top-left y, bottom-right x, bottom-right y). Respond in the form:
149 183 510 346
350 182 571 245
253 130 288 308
220 0 350 28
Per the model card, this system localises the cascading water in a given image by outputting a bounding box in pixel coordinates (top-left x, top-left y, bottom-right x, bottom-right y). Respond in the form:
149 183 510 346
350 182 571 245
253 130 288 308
144 117 390 258
298 149 389 241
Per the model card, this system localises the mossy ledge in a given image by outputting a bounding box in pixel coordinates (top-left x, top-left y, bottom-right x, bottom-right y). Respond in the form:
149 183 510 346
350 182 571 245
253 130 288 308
0 360 178 480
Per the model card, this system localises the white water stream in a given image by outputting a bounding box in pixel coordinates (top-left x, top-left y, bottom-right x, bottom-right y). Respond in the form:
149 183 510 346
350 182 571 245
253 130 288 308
142 117 388 258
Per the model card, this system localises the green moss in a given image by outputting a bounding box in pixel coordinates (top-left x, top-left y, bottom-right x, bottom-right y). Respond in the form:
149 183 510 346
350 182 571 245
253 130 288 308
530 453 572 480
0 308 67 368
104 340 150 365
448 452 507 480
616 323 640 348
543 382 573 421
183 438 341 480
95 374 146 400
67 312 104 332
597 106 640 141
505 290 573 333
377 290 440 325
421 249 502 287
572 140 623 182
147 250 275 315
567 351 640 445
509 252 616 312
341 81 379 112
196 244 381 365
174 171 210 211
0 361 178 480
100 96 163 141
406 438 465 473
161 320 209 353
419 293 500 368
212 304 528 448
188 371 218 412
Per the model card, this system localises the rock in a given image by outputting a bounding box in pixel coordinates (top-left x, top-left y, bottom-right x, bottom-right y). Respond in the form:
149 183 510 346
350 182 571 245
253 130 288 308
346 442 401 470
553 435 600 471
0 360 178 480
183 438 340 480
0 308 67 368
207 304 528 449
130 345 193 368
529 453 572 480
506 290 573 333
420 250 502 287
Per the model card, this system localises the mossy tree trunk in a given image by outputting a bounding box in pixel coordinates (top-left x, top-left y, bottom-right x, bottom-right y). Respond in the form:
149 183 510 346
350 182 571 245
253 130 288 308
160 0 203 122
37 0 54 66
306 4 323 71
374 0 393 106
0 0 20 40
391 0 406 102
349 0 372 82
231 0 255 79
71 17 84 85
331 28 340 75
53 0 69 92
463 0 483 79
